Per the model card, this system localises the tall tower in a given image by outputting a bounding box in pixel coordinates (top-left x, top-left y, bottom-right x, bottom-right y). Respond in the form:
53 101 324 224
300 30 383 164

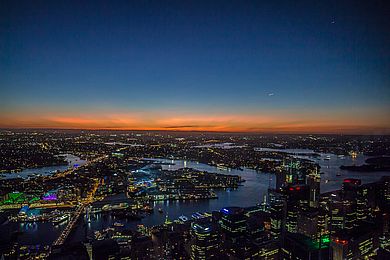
190 223 219 260
357 185 369 221
219 207 247 243
306 166 321 208
269 190 286 240
285 185 310 234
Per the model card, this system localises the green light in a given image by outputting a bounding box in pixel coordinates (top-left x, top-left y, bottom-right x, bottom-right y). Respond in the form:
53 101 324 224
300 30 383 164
305 234 330 250
29 197 40 203
322 236 330 243
2 192 27 204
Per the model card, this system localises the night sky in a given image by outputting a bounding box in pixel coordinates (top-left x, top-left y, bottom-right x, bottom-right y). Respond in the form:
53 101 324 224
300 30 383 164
1 0 389 133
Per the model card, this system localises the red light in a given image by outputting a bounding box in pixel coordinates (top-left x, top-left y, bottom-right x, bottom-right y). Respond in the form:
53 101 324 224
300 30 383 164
289 187 294 191
343 179 361 185
296 186 301 191
334 238 348 245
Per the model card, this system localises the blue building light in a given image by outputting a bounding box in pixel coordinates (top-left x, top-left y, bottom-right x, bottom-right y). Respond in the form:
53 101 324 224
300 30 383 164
221 208 230 214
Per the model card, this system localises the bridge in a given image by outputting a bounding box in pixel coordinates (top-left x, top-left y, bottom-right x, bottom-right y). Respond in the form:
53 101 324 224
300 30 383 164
52 179 100 246
52 204 85 246
50 155 107 179
51 156 105 246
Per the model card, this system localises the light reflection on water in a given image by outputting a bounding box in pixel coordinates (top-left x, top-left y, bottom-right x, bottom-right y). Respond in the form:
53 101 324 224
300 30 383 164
1 154 86 180
5 153 390 245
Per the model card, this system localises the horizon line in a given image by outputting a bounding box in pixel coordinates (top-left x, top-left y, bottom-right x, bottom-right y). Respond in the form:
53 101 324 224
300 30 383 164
1 127 389 136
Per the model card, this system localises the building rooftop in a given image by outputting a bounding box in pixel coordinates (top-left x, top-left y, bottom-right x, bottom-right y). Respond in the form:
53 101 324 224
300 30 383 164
220 207 244 215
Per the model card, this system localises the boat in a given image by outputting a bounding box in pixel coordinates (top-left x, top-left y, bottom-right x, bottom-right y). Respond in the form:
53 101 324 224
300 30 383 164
202 212 212 217
217 165 228 171
191 213 200 219
52 214 69 225
324 155 331 160
178 215 188 222
113 222 125 227
191 212 205 220
102 205 112 211
142 205 153 213
112 203 128 210
158 208 163 214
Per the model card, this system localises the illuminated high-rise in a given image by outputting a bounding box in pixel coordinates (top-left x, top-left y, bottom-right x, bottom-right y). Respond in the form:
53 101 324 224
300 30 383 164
306 167 320 208
269 190 285 240
219 207 247 243
284 184 310 234
190 222 219 260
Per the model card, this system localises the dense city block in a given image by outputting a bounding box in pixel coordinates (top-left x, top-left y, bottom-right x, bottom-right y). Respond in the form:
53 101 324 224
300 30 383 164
0 130 390 259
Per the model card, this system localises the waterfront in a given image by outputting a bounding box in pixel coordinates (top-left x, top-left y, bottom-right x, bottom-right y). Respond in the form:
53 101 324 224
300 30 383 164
3 154 390 246
0 209 66 245
139 159 275 224
69 154 390 244
66 160 275 243
264 148 390 192
0 154 87 180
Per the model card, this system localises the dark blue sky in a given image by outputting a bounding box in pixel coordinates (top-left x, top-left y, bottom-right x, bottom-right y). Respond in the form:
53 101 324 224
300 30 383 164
1 0 389 132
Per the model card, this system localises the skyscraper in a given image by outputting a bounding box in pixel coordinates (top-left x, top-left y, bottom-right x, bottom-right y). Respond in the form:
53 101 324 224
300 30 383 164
219 207 247 243
306 167 321 208
190 222 219 260
284 185 310 234
269 190 286 240
357 185 369 221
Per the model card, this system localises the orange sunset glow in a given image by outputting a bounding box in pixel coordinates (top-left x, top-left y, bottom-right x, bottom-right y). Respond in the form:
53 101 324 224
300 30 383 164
1 109 389 134
1 1 390 257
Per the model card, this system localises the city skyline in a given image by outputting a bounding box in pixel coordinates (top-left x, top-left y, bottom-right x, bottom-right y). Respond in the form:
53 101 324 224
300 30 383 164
1 0 389 133
1 1 390 256
1 131 390 258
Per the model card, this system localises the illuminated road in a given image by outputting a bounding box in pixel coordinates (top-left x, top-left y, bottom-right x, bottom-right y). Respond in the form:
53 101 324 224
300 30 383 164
52 204 85 246
52 177 101 246
50 155 107 179
51 156 105 246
